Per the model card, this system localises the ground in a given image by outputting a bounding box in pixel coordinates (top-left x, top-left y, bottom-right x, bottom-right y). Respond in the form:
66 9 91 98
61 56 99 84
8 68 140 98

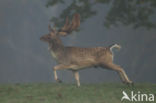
0 83 155 103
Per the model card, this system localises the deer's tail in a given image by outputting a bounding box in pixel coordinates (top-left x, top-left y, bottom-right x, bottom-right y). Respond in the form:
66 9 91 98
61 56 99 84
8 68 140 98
109 44 121 52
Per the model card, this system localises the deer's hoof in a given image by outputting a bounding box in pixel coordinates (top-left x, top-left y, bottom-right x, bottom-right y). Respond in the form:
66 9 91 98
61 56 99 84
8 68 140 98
76 85 80 88
130 82 134 87
126 81 134 87
56 79 62 83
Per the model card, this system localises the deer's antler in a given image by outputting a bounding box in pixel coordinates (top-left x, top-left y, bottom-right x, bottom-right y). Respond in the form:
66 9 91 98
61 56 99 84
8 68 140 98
58 13 80 36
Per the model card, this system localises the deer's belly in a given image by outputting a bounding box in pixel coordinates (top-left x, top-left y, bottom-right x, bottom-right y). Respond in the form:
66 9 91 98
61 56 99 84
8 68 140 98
70 58 97 70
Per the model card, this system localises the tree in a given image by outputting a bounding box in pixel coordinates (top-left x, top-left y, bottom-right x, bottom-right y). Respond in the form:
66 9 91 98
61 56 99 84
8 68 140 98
46 0 156 29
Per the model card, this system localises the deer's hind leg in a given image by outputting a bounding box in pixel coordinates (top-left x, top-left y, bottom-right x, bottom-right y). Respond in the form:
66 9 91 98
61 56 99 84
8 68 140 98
101 63 133 84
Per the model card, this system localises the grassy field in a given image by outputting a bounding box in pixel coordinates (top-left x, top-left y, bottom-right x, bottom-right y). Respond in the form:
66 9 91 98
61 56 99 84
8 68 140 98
0 83 155 103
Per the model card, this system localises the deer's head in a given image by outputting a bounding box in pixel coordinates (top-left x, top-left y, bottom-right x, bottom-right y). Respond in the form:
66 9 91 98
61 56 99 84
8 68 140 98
40 13 80 43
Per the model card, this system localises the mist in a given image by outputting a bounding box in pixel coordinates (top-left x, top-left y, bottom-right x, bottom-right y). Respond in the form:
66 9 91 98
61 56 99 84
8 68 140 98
0 0 156 84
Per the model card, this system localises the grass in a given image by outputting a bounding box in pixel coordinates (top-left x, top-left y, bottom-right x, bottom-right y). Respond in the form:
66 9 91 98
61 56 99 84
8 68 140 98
0 83 155 103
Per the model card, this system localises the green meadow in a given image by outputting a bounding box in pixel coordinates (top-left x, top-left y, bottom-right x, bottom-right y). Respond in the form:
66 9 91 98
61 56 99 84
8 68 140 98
0 83 155 103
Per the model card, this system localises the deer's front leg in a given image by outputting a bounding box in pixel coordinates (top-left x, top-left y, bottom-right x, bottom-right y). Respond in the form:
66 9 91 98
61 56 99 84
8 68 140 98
53 64 77 83
53 65 62 83
72 71 80 87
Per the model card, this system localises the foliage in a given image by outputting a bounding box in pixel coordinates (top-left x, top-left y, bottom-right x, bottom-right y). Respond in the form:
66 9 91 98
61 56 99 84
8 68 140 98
46 0 156 29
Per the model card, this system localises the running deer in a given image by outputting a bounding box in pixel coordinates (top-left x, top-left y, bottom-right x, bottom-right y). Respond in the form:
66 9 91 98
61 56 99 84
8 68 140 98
40 13 133 87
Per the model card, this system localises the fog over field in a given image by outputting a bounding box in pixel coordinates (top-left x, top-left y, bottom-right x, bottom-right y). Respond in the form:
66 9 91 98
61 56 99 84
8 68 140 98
0 0 156 83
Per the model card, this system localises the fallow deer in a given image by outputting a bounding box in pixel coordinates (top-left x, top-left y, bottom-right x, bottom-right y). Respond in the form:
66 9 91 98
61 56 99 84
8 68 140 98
40 13 133 87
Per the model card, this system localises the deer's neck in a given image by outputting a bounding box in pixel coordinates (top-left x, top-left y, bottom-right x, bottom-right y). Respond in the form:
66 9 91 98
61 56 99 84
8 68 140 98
49 40 64 51
48 37 65 59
